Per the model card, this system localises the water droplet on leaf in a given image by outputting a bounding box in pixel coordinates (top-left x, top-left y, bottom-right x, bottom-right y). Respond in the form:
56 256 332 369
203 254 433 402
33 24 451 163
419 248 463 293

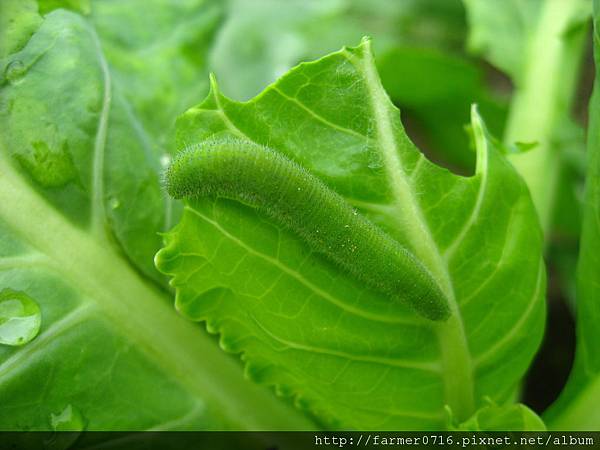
109 197 120 209
16 141 77 188
4 60 27 85
50 405 86 432
160 154 172 168
0 289 41 346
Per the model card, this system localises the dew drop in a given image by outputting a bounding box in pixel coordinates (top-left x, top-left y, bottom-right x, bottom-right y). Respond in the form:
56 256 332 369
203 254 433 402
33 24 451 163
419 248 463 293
159 153 172 168
4 60 27 85
50 405 86 432
108 197 120 209
0 289 41 346
17 141 77 188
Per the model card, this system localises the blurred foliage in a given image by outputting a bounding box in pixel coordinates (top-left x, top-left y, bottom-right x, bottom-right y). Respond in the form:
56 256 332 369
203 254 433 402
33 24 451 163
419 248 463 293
208 0 508 172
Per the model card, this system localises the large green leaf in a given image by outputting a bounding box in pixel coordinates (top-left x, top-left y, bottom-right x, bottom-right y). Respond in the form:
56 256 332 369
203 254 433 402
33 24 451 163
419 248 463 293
0 1 313 431
544 1 600 429
0 0 223 284
156 38 545 430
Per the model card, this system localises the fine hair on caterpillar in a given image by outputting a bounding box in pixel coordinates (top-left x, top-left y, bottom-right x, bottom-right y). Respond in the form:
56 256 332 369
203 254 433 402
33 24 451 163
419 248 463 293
165 138 450 321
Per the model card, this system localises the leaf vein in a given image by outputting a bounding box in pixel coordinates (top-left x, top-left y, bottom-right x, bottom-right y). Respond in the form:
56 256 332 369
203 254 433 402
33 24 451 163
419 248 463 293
272 86 369 140
186 206 421 326
473 261 544 368
249 314 441 373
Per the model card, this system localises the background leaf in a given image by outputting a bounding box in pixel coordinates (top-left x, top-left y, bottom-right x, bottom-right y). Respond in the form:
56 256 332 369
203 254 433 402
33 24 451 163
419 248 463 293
211 0 505 172
210 0 468 101
463 0 543 82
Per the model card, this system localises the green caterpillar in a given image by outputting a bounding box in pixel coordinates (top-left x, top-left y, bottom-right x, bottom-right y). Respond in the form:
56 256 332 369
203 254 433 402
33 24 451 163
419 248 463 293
165 138 450 321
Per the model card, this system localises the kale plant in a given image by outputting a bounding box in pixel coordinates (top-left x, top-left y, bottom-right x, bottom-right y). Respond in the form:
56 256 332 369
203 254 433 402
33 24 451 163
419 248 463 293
0 0 598 433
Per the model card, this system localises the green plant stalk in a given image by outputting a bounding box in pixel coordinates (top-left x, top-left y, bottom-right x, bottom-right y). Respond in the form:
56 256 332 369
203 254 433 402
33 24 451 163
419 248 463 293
361 46 475 420
504 0 588 235
545 1 600 428
549 380 600 428
545 99 600 426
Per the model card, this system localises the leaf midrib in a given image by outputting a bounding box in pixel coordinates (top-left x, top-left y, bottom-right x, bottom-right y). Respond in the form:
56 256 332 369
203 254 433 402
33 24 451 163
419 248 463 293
88 23 111 239
343 41 475 420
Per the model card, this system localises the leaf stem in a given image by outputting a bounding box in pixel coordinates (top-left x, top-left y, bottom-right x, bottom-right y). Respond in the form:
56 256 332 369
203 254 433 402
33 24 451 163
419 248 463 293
545 4 600 427
504 0 588 235
353 40 475 421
